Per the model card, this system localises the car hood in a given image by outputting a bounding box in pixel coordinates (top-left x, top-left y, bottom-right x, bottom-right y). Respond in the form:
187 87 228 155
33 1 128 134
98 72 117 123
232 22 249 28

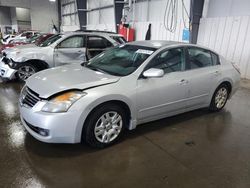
4 44 36 52
4 44 37 56
4 45 47 62
26 64 120 98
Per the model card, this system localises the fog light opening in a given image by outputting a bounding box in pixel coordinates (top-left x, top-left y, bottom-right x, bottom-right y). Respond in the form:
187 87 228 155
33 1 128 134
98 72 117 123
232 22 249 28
38 129 49 137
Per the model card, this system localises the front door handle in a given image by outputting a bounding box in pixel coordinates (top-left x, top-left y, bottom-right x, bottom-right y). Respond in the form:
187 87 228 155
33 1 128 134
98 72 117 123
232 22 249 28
179 79 188 85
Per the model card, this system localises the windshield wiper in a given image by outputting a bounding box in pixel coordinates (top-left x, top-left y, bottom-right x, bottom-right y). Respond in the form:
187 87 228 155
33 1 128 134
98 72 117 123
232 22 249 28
83 63 122 76
90 67 108 74
84 64 108 74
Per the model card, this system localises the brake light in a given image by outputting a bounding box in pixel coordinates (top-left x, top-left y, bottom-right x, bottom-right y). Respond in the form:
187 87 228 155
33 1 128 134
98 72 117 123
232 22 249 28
232 63 240 74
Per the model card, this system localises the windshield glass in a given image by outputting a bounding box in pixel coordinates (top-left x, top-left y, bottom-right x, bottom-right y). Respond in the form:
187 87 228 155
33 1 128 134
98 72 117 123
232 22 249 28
39 34 62 47
27 34 41 43
86 45 156 76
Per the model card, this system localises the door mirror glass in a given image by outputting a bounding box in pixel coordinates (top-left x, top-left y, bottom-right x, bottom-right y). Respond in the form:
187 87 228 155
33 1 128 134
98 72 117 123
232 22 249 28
143 68 164 78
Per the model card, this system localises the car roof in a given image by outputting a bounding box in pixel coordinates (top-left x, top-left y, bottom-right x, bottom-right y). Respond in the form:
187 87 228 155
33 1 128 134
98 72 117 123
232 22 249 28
62 31 123 37
126 40 218 53
127 40 187 49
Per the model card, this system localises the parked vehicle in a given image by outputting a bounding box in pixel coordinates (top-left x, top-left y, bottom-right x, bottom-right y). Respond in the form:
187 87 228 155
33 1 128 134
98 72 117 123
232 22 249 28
1 31 39 45
19 41 241 148
0 33 54 53
1 34 16 44
0 31 126 82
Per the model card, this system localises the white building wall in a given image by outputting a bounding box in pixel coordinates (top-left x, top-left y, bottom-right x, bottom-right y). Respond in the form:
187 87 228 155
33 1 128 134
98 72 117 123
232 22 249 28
86 0 190 41
30 0 58 32
0 0 58 32
61 0 80 32
16 7 31 22
16 7 31 31
87 0 115 32
125 0 190 41
197 0 250 79
0 0 31 8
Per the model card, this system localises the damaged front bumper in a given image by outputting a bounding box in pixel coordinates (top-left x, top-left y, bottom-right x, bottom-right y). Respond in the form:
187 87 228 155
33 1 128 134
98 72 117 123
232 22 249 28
0 57 17 80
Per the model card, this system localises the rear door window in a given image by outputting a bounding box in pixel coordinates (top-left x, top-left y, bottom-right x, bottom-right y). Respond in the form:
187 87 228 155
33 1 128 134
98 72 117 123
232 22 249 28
187 47 213 69
211 52 220 65
111 36 127 44
87 36 113 49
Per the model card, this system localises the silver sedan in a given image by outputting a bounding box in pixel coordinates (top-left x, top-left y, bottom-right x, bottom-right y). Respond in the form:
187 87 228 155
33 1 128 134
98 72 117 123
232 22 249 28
19 41 241 148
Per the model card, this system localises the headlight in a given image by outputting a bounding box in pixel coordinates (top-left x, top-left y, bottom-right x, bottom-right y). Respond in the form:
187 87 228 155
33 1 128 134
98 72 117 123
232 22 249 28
7 59 18 69
42 91 87 113
8 61 15 68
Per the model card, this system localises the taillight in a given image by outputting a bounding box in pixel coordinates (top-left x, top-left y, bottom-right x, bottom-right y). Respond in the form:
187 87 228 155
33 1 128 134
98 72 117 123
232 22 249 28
232 63 240 74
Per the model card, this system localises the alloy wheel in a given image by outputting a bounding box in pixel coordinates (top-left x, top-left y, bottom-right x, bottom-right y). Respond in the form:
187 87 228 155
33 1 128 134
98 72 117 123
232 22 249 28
94 111 123 143
18 65 36 81
215 87 228 109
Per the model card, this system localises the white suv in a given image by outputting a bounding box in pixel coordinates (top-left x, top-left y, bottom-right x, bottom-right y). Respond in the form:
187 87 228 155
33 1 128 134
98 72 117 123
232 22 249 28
0 31 126 81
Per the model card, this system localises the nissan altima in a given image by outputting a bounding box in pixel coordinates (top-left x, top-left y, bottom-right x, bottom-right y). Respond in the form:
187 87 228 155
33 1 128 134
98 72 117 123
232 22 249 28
19 41 240 148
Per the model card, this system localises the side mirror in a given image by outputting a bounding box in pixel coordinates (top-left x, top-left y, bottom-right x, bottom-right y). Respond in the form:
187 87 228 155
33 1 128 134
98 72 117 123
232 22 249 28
143 68 164 78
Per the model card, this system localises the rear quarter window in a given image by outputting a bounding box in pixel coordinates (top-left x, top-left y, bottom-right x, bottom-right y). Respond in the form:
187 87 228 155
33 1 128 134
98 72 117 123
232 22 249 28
211 52 220 65
111 36 127 44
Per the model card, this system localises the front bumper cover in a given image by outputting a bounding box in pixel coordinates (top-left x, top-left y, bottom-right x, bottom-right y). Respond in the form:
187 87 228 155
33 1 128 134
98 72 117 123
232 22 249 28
19 101 82 144
0 58 17 80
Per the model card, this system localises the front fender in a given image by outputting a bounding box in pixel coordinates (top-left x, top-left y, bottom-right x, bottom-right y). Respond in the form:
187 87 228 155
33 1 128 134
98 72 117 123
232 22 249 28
12 52 49 63
72 93 136 143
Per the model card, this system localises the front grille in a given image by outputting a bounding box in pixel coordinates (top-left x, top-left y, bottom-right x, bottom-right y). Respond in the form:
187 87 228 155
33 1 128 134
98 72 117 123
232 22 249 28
21 87 41 108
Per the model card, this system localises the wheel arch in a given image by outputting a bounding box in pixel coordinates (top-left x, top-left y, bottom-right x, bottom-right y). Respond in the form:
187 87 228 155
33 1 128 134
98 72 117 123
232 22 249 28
217 79 233 96
78 98 134 143
85 100 132 127
24 59 49 71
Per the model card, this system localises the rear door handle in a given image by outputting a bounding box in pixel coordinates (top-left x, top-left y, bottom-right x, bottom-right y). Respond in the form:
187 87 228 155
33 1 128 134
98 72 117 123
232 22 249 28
213 71 220 76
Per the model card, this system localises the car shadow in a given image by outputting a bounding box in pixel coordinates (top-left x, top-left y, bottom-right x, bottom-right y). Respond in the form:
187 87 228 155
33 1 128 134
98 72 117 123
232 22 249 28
23 108 231 158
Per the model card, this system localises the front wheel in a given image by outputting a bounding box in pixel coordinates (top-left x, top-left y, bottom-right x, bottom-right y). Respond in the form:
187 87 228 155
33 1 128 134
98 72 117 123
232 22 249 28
16 63 37 82
83 104 126 148
209 84 229 111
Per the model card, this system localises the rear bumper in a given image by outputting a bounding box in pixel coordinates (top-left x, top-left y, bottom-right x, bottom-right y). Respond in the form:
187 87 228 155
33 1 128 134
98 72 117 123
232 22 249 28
0 59 17 80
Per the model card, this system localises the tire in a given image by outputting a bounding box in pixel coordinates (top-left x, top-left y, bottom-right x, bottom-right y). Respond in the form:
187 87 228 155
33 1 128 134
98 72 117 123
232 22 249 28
209 84 229 111
83 104 127 148
16 63 38 82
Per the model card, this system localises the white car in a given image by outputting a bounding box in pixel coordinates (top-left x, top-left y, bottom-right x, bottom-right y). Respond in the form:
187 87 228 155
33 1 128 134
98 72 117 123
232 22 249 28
1 34 16 45
0 31 126 82
19 41 240 148
1 31 39 45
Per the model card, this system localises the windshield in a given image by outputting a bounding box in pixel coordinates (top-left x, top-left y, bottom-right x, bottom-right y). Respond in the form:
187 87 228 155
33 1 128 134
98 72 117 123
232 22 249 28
27 34 41 43
39 34 62 47
86 45 156 76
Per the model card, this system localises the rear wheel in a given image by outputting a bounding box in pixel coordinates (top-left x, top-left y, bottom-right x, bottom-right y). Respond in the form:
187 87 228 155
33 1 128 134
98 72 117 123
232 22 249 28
16 63 38 82
83 104 126 148
209 84 229 111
